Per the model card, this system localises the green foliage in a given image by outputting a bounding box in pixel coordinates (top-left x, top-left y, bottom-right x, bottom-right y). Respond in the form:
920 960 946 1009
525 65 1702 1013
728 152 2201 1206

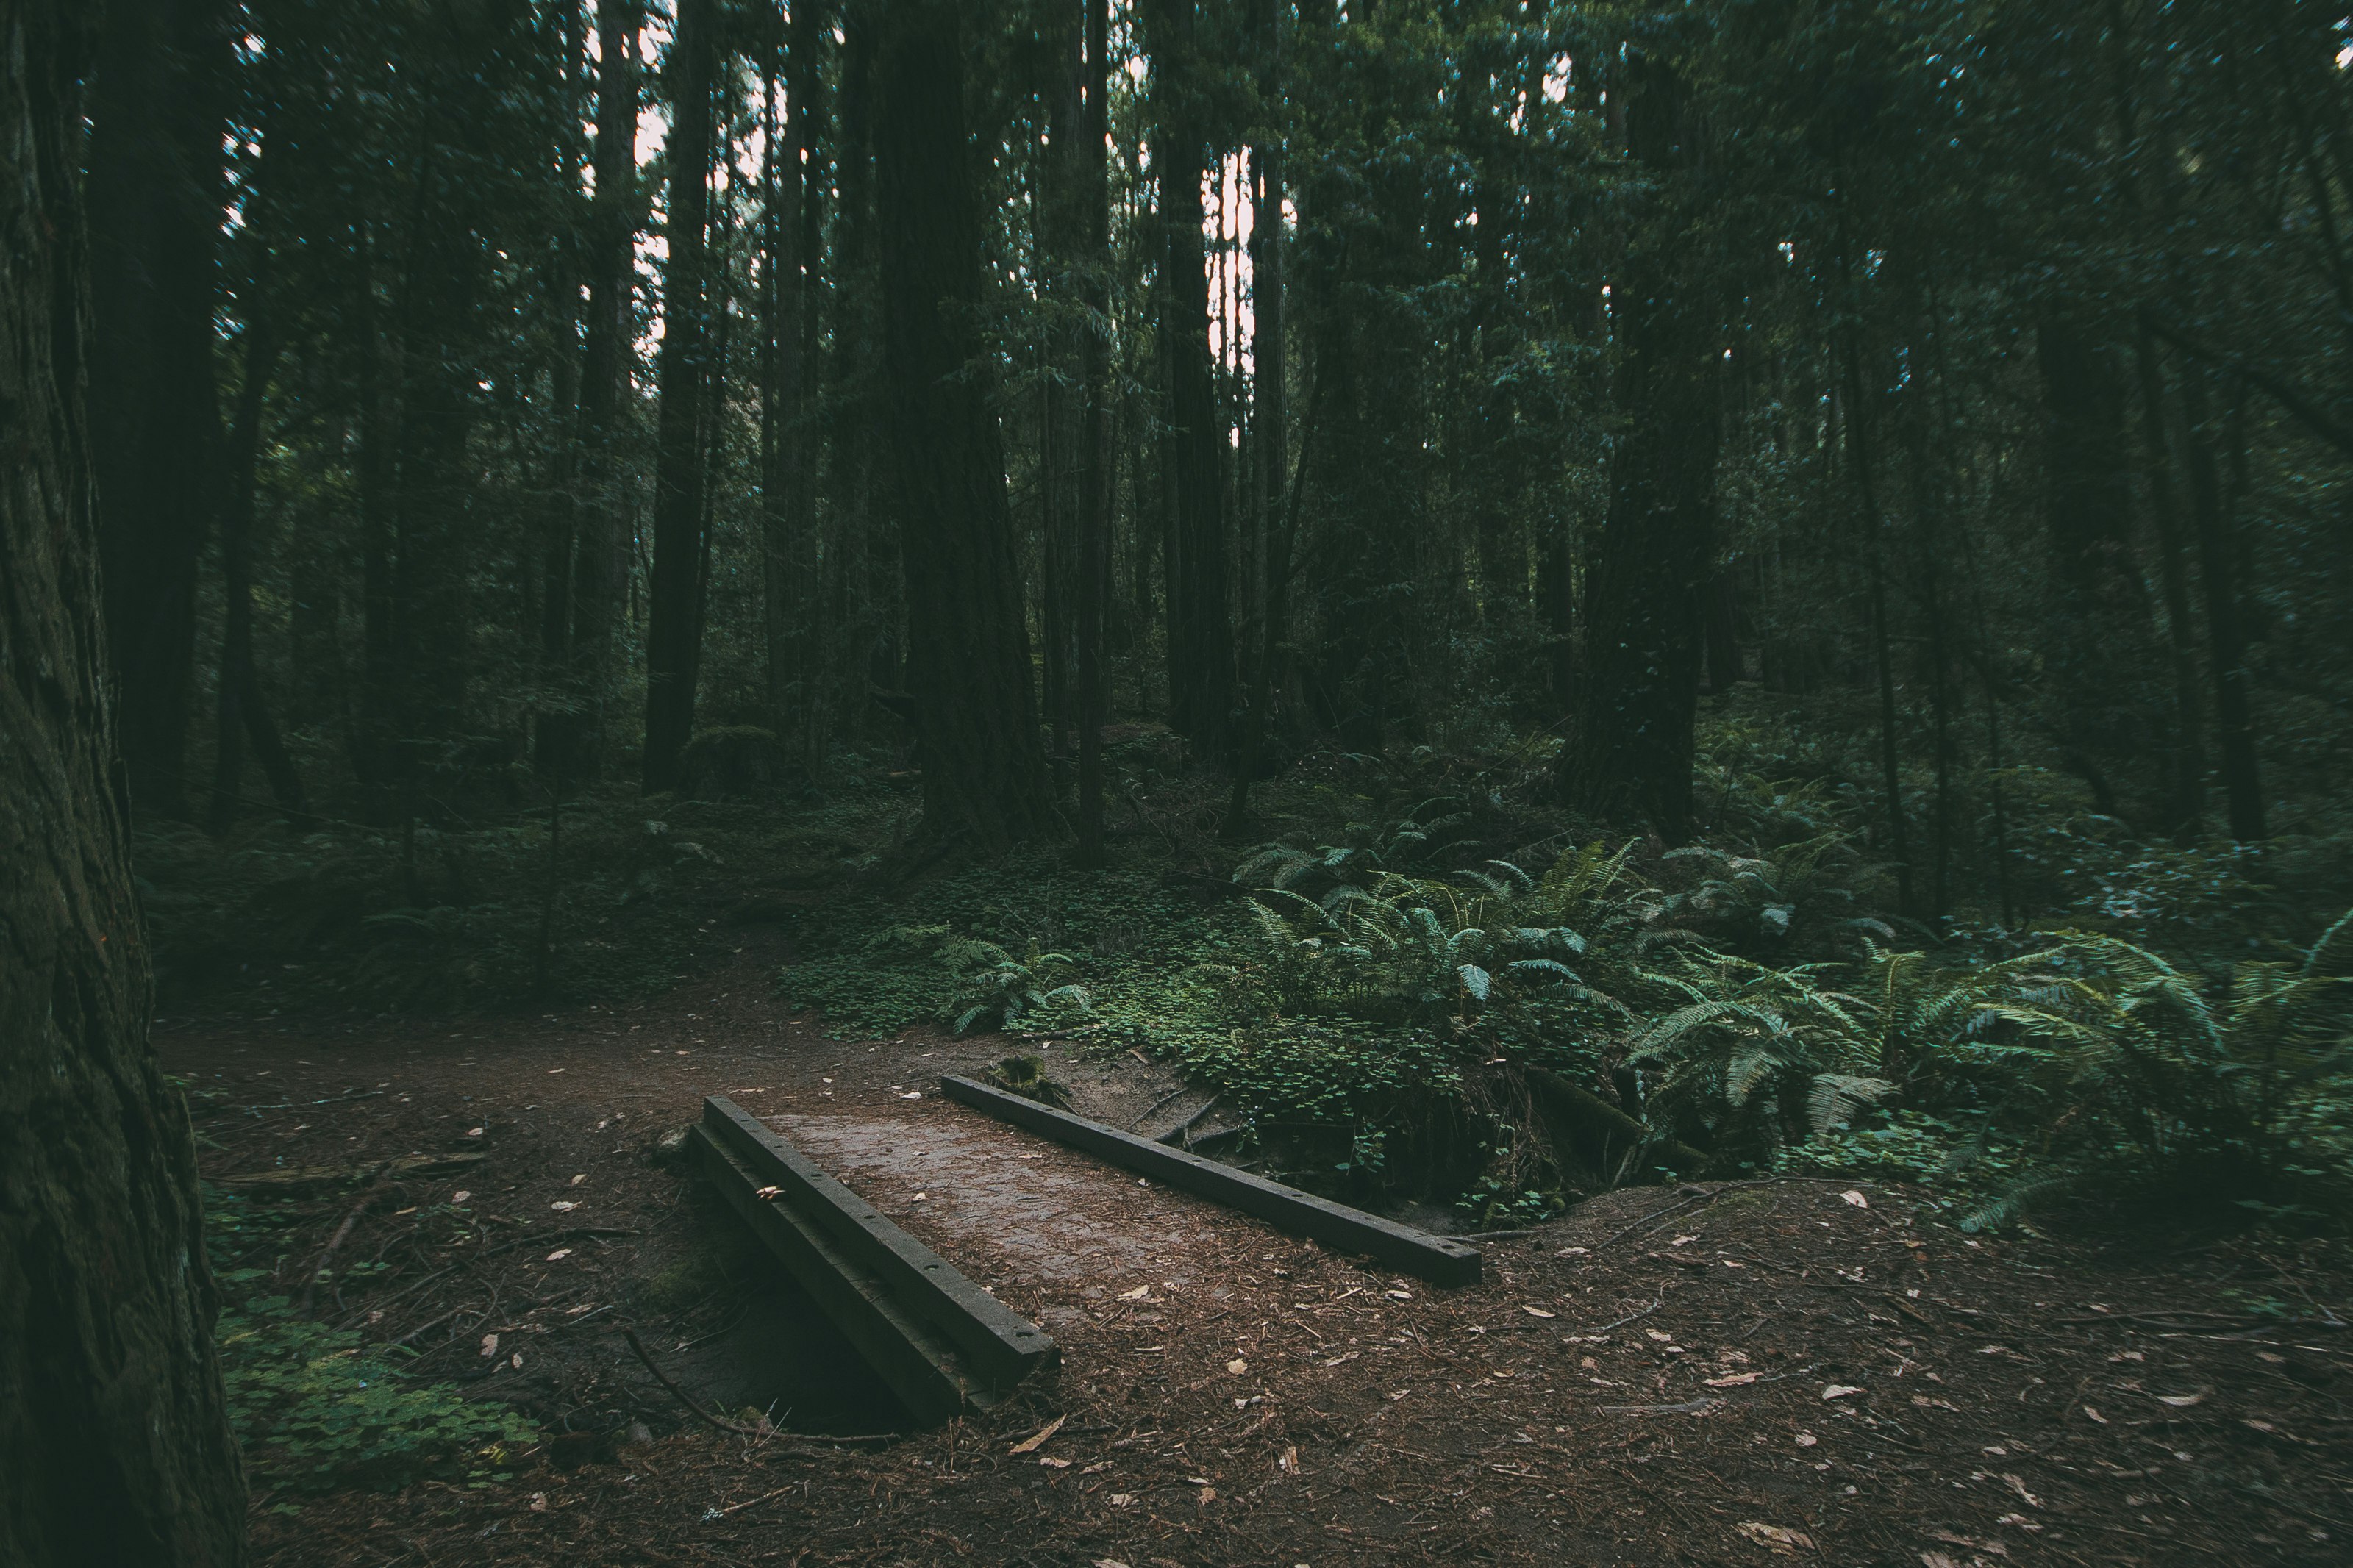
1626 952 1874 1165
1659 830 1890 951
204 1186 534 1492
132 781 915 1014
213 1290 536 1493
350 904 510 1011
1977 914 2353 1203
793 923 1091 1037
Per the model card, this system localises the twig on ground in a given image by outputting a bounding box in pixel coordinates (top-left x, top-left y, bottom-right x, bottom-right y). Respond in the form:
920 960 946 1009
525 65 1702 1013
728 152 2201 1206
1128 1085 1191 1132
622 1327 765 1437
1593 1181 1774 1252
303 1173 395 1318
1600 1397 1722 1416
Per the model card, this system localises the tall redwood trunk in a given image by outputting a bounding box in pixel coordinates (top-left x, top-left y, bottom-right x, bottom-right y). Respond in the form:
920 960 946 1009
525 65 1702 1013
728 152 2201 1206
85 0 233 817
874 0 1056 848
1145 0 1235 761
1554 49 1719 841
643 0 717 793
1 6 247 1560
2177 358 2266 842
2037 315 2163 824
760 4 818 754
207 306 305 831
1076 0 1113 862
565 0 643 781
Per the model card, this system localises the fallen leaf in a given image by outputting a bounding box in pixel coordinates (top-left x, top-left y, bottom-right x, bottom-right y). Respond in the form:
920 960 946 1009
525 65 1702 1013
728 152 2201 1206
1671 1234 1699 1247
467 1127 485 1137
479 1334 499 1357
912 1192 928 1201
1795 1433 1818 1447
1185 1475 1213 1486
1040 1456 1071 1469
901 1091 922 1100
529 1493 549 1513
509 1352 523 1370
1009 1414 1066 1455
1994 1513 2043 1533
1822 1384 1864 1400
1735 1520 1815 1553
550 1200 579 1212
1385 1289 1413 1301
1646 1328 1674 1343
754 1186 784 1200
1107 1495 1135 1508
1706 1371 1761 1387
546 1248 573 1261
1197 1486 1217 1503
2002 1474 2041 1508
1119 1285 1151 1300
1557 1246 1590 1257
1840 1189 1869 1208
1522 1306 1557 1319
2154 1390 2207 1408
1226 1358 1249 1375
451 1190 471 1203
2082 1406 2107 1424
569 1173 588 1186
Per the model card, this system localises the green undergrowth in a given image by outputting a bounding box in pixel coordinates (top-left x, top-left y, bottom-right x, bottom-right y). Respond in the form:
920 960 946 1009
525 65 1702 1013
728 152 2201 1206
777 777 2353 1235
135 760 917 1015
204 1184 537 1498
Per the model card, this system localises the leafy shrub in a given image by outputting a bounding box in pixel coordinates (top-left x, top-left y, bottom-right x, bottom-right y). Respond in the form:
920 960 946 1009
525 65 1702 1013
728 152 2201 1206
214 1289 537 1493
1971 912 2353 1212
205 1186 535 1493
1658 830 1890 953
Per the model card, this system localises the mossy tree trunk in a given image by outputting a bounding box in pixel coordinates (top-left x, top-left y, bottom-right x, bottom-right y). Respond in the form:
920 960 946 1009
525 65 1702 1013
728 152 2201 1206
1 4 247 1560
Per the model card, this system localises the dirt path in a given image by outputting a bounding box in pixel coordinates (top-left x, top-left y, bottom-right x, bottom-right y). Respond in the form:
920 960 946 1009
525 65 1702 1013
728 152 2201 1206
167 945 2351 1566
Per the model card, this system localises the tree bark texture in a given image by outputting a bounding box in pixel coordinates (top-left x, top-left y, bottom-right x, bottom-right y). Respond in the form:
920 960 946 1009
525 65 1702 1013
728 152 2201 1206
1556 51 1719 842
1145 0 1235 761
2176 357 2266 842
207 312 304 830
562 0 643 782
874 0 1056 848
643 0 716 794
1 4 248 1559
2037 316 2165 825
1076 0 1113 862
85 0 234 818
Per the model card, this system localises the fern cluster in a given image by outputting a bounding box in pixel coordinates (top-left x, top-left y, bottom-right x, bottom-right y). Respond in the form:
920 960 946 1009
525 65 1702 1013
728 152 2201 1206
1223 819 2353 1229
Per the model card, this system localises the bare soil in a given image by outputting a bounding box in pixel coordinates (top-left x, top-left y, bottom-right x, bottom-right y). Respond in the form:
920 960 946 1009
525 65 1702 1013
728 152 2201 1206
166 939 2352 1567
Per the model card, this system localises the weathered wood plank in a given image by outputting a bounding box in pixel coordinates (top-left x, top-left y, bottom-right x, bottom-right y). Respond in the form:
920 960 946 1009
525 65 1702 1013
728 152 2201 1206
699 1097 1057 1389
936 1075 1482 1286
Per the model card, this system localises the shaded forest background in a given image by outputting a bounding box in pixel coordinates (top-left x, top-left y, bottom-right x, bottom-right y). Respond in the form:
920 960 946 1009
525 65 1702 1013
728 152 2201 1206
89 0 2353 1224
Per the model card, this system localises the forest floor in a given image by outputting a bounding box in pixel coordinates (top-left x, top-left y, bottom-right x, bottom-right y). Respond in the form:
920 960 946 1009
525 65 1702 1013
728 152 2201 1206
166 934 2352 1568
